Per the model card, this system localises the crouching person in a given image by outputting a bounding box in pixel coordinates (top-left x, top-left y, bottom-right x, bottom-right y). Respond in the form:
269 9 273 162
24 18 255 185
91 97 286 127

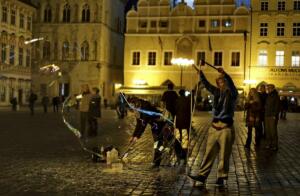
129 98 182 168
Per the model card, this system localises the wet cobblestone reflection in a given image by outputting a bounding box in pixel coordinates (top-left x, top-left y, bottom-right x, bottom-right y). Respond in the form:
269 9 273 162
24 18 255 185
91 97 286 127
0 109 299 195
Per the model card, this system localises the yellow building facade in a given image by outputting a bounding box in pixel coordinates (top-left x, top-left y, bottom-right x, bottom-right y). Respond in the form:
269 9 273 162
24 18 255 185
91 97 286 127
31 0 125 103
250 0 300 96
123 0 250 98
0 0 35 106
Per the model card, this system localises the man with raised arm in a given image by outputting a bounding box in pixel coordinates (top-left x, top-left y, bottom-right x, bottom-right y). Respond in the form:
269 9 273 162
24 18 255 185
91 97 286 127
189 65 238 187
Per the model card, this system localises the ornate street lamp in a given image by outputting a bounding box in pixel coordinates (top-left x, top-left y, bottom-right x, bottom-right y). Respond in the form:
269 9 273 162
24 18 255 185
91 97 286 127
171 57 194 87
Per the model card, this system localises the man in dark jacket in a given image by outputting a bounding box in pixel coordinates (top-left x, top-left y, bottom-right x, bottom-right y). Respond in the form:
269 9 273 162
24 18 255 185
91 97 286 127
130 98 182 168
175 89 191 164
189 66 238 187
29 91 38 115
161 83 178 121
265 84 280 151
88 87 101 137
257 84 267 139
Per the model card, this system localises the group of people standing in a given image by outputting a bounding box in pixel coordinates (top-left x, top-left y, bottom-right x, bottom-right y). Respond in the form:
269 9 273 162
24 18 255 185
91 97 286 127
244 84 281 151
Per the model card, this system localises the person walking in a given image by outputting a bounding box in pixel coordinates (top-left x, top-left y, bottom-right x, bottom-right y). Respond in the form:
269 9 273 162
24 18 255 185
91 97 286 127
79 84 92 140
88 87 101 137
174 89 191 165
188 66 238 187
257 84 267 139
161 83 178 122
244 88 262 148
265 84 280 151
41 95 50 114
28 91 38 115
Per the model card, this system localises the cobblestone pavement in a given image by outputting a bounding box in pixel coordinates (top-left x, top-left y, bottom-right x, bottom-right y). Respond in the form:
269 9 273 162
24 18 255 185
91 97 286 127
0 108 300 195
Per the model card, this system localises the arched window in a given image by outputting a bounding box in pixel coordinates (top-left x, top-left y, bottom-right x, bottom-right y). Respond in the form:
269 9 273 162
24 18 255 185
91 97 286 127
82 4 90 22
81 41 89 61
44 5 52 23
63 4 71 23
62 41 69 60
43 41 50 60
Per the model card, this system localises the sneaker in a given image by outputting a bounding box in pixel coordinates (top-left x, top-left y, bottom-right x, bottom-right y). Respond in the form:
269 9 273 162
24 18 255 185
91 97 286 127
265 145 271 149
215 178 227 187
187 174 206 185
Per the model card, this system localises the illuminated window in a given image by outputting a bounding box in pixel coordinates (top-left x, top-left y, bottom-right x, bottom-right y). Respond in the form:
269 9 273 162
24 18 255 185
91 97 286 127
231 52 240 67
2 7 7 23
276 51 284 66
19 48 23 66
292 51 300 67
294 0 300 10
261 0 269 11
278 0 285 11
260 23 268 36
223 19 232 28
277 23 285 36
11 10 16 25
148 52 156 66
214 52 222 66
258 50 268 66
132 51 140 65
293 23 300 36
211 20 219 28
164 52 172 65
20 14 24 28
197 52 205 66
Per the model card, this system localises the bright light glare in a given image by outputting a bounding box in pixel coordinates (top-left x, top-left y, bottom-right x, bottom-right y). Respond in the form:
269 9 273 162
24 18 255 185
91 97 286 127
40 64 60 73
243 79 257 85
133 79 147 85
24 37 44 45
171 58 194 66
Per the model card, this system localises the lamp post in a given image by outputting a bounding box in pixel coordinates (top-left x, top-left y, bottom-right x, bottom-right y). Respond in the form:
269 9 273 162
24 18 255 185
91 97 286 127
171 58 194 87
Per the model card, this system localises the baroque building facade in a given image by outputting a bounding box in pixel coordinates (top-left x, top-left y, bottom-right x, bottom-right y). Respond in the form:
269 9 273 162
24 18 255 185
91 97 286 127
250 0 300 97
0 0 35 106
32 0 125 103
123 0 249 100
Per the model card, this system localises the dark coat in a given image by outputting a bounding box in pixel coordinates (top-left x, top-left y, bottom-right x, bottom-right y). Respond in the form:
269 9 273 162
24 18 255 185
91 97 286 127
161 90 178 116
175 96 191 129
245 99 261 127
89 95 101 118
265 90 280 117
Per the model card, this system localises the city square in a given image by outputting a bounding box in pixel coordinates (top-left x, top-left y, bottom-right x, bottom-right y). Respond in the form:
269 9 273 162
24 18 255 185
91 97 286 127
1 0 300 195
